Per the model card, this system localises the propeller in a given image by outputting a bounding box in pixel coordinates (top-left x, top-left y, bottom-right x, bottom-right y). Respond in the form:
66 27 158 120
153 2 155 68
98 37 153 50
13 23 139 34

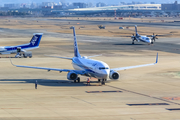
131 34 136 41
151 33 158 42
147 33 172 42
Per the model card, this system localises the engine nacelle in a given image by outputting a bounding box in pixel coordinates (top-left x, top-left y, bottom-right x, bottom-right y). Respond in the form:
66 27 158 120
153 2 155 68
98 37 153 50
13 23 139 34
109 70 119 80
67 72 78 80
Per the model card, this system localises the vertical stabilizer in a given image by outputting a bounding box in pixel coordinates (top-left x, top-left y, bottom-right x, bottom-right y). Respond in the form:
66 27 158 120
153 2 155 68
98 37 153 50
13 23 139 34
135 25 138 36
72 27 81 57
29 33 43 47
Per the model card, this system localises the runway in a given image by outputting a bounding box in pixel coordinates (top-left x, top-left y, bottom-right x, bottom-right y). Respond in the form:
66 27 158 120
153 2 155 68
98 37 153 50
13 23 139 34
49 18 180 28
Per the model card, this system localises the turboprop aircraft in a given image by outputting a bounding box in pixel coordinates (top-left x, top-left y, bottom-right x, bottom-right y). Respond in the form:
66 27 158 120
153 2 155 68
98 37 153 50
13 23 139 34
0 33 43 58
11 27 158 85
122 25 167 45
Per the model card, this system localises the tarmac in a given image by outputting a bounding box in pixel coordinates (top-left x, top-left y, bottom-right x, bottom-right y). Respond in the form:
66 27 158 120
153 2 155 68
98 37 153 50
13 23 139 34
0 17 180 120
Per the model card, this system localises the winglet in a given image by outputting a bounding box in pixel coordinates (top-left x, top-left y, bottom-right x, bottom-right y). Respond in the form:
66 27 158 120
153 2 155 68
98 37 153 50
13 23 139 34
155 53 158 64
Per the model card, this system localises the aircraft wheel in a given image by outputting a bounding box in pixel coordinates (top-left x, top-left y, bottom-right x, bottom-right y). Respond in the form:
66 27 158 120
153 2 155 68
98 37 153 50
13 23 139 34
77 77 80 83
101 79 105 85
151 42 153 44
98 79 101 82
132 42 134 44
74 80 76 83
23 54 27 58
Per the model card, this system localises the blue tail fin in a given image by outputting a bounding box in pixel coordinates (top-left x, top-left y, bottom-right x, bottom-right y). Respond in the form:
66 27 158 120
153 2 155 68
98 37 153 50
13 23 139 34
72 27 81 57
29 33 43 47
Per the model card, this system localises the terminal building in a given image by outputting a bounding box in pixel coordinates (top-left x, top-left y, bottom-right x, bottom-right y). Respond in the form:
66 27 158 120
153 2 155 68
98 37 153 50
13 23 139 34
161 1 180 11
70 4 161 11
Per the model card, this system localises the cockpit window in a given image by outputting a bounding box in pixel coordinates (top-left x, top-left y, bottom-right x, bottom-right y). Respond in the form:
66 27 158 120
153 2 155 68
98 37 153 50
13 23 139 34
99 67 109 70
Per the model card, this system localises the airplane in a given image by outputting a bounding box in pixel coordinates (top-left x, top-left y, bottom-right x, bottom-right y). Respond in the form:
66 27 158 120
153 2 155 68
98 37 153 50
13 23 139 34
131 25 157 45
0 33 43 58
122 25 162 45
10 27 158 85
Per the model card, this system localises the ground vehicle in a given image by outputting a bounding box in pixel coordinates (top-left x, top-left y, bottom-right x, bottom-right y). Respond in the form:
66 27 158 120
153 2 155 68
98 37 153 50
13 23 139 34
98 25 105 29
15 47 32 58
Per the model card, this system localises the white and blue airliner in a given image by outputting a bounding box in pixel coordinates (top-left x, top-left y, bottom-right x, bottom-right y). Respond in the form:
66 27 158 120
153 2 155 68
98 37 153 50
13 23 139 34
11 27 158 85
0 33 43 58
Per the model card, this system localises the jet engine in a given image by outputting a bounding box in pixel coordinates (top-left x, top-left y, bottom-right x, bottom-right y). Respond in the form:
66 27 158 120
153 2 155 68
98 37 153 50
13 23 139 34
109 70 119 80
67 72 78 80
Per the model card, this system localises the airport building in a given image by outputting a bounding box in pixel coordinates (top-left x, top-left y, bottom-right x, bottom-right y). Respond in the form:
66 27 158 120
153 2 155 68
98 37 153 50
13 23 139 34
70 4 161 11
2 2 180 17
73 3 87 8
161 1 180 11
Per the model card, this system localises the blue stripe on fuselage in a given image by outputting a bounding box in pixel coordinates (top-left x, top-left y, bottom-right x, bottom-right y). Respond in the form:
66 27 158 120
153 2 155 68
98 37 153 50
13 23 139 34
3 45 37 52
72 57 96 74
2 34 42 52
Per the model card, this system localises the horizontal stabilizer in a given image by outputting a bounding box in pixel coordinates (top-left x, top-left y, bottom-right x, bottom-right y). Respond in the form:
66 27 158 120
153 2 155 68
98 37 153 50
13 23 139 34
87 54 102 58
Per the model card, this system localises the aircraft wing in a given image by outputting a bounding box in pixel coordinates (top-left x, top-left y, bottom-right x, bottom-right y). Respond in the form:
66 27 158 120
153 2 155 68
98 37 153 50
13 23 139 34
45 55 72 60
10 59 85 75
111 53 158 71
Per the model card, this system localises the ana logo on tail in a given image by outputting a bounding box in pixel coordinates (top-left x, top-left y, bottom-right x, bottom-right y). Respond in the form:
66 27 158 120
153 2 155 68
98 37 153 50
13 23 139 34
74 40 78 57
31 36 38 46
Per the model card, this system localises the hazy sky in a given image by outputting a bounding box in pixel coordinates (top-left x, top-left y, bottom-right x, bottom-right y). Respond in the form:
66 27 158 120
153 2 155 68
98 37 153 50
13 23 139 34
0 0 178 5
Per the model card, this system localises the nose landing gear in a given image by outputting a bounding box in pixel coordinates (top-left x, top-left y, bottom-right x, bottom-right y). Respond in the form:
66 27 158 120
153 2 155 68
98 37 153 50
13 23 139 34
101 79 106 85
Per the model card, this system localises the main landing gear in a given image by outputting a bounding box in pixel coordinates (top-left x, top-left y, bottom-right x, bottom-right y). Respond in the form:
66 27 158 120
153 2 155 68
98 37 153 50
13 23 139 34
74 77 80 83
132 40 135 44
98 79 106 85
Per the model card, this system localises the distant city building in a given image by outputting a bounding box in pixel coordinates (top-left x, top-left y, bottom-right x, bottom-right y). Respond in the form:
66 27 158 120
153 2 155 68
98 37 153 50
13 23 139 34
54 5 63 9
4 4 15 8
42 6 53 9
120 2 126 5
87 3 93 8
96 2 106 7
21 3 27 8
132 1 142 4
58 2 62 6
73 3 87 8
42 2 55 7
162 1 180 11
30 3 37 9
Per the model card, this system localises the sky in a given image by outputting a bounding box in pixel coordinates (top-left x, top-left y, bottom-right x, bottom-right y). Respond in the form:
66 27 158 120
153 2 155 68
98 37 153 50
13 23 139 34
0 0 178 5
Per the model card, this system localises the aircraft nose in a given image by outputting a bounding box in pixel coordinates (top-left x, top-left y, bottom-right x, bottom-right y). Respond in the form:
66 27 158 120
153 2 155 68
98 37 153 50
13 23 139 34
102 70 108 79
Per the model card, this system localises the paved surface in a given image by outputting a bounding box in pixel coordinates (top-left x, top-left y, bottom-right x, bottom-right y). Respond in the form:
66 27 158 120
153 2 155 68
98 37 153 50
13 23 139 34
49 18 180 28
0 18 180 120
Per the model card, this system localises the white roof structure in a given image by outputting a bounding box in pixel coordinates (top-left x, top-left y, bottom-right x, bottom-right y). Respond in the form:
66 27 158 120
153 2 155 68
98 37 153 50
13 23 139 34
70 4 161 11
